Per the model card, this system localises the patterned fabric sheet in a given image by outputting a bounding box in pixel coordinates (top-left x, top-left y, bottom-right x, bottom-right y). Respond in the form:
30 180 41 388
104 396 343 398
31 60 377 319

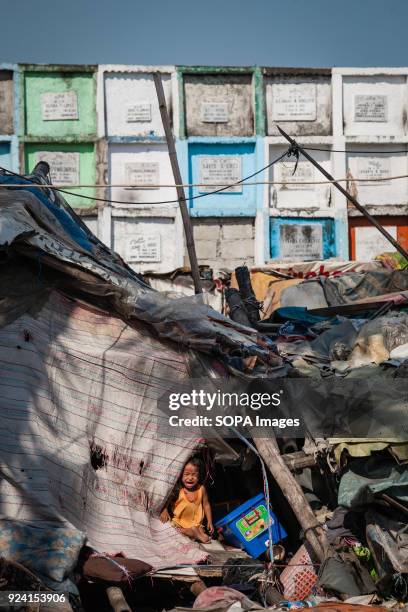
0 291 207 570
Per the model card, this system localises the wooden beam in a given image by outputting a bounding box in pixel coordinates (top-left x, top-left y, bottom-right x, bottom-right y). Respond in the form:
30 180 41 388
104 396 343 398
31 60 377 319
106 586 131 612
153 73 202 295
282 450 317 471
254 437 328 561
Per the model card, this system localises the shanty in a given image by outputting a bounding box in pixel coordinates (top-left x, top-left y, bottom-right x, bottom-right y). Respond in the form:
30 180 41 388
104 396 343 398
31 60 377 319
0 13 408 611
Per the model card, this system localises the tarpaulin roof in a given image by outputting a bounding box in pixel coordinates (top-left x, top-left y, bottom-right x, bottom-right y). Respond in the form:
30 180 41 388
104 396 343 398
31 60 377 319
0 171 280 369
0 167 280 580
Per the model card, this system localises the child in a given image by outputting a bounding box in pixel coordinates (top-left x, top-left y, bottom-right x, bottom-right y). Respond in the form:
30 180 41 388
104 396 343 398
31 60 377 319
160 457 214 544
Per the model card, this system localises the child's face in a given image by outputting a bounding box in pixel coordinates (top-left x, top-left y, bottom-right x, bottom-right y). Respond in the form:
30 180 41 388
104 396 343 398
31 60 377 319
182 463 200 489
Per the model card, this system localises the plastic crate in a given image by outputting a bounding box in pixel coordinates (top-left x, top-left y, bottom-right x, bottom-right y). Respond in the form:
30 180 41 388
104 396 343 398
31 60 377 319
215 493 287 558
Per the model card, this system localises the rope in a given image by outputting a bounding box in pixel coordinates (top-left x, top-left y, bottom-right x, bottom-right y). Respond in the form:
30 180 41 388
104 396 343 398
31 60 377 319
304 145 408 154
2 173 408 188
0 149 289 206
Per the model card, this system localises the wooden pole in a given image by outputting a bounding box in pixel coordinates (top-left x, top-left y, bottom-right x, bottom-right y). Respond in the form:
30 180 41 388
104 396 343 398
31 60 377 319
153 73 203 294
277 126 408 261
106 586 132 612
282 450 317 471
254 437 328 561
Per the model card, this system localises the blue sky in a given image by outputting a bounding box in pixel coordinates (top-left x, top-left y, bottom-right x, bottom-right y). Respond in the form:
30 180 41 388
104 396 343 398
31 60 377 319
1 0 406 67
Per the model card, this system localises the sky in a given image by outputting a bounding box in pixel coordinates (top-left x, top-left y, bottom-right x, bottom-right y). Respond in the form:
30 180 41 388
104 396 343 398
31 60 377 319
0 0 406 67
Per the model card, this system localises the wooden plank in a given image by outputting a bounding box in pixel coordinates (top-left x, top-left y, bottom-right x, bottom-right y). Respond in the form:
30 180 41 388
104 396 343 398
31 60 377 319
282 450 317 471
254 437 328 561
153 73 202 295
106 586 131 612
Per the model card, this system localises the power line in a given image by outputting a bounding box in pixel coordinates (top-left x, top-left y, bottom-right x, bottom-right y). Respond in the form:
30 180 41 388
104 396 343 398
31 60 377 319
2 172 408 191
0 150 289 206
1 174 408 188
303 145 408 154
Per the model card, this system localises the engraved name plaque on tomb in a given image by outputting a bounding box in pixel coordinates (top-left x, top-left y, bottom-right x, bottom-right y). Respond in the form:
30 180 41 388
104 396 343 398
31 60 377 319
355 226 397 260
199 156 242 193
36 151 80 185
354 95 388 122
272 84 317 121
280 224 323 260
200 101 230 123
277 161 314 190
126 103 152 123
357 157 391 185
126 235 161 262
125 162 160 189
41 91 79 121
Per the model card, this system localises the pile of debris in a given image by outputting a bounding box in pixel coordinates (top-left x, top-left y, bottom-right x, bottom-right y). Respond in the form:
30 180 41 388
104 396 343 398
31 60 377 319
221 264 408 609
0 163 406 612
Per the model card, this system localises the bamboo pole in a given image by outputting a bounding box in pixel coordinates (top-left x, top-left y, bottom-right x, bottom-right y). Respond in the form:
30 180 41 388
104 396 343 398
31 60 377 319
282 450 317 471
106 586 131 612
277 126 408 261
254 437 328 561
153 73 202 294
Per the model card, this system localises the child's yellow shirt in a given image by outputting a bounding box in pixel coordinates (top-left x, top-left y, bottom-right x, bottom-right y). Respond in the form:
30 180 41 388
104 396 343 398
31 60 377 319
172 485 205 528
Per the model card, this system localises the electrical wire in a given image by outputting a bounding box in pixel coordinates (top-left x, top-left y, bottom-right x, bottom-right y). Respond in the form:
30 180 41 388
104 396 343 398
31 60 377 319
2 143 407 206
3 173 408 190
0 149 289 207
303 145 408 154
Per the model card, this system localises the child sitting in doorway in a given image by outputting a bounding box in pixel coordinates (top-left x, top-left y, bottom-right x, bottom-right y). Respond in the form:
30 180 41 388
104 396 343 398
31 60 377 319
160 456 214 544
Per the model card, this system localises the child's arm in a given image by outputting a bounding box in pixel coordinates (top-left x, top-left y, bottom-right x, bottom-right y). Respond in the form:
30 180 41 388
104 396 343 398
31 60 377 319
202 487 214 534
160 506 170 522
160 488 178 522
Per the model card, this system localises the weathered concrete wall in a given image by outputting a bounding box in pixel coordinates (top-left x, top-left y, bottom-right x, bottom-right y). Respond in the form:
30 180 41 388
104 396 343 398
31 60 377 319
183 73 254 137
263 66 344 263
270 217 336 261
0 64 19 173
111 207 184 274
108 142 177 206
22 67 96 139
346 144 408 206
11 63 408 269
82 215 98 236
97 65 176 139
333 68 408 260
181 139 261 217
190 218 255 271
268 144 332 210
20 66 99 209
104 71 172 138
25 142 96 208
265 70 332 136
0 142 12 171
342 74 407 138
349 216 408 260
0 70 14 135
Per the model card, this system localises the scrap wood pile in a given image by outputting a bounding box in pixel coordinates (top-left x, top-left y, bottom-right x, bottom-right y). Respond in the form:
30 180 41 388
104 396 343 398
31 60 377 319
0 162 406 611
221 264 408 610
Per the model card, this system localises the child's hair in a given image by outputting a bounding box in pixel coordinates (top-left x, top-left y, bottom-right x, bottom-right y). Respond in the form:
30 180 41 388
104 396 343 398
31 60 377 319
165 456 204 516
